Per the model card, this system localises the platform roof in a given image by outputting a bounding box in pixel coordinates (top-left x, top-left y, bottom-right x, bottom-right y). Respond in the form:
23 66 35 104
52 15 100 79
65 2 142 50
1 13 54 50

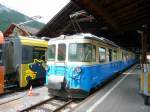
36 0 150 51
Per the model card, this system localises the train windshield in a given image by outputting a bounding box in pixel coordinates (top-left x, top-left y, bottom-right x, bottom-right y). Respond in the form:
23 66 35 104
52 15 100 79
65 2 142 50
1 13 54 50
22 46 33 64
33 48 45 60
69 43 92 62
47 45 56 61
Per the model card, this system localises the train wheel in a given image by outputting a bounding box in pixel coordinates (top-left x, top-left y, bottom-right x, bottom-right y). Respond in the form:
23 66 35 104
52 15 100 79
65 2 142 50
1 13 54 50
144 96 149 105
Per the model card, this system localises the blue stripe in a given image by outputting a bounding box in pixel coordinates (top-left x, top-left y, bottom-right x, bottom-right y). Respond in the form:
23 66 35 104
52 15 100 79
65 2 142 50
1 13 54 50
46 59 136 92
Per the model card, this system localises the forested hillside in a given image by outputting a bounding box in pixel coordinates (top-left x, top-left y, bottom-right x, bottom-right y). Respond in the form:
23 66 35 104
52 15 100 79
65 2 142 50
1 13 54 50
0 4 44 32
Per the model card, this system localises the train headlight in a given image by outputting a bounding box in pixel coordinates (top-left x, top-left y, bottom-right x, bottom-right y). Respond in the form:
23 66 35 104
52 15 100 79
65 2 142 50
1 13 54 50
75 66 82 73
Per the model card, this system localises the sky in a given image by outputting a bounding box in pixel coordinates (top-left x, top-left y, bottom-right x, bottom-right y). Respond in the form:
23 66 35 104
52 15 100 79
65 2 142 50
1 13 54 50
0 0 70 23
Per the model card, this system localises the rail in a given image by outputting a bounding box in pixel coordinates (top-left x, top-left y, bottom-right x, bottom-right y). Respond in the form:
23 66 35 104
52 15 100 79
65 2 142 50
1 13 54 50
20 96 74 112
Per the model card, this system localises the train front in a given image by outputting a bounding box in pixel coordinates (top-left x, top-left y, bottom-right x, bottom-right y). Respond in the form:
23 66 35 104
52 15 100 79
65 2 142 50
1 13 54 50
46 37 93 98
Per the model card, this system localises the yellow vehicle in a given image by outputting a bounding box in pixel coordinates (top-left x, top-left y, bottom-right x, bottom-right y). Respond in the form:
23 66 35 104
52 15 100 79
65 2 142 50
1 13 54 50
4 35 48 88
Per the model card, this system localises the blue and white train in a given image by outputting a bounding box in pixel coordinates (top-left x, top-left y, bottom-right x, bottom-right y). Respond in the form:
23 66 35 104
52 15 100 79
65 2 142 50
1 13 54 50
46 33 136 98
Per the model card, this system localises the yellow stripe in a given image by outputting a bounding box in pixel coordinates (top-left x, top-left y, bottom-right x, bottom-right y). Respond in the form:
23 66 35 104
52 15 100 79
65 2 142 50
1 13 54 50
20 36 48 47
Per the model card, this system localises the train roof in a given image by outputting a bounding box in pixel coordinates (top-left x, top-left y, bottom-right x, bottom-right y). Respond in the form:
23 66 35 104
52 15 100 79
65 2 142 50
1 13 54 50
19 36 48 47
48 33 119 47
5 36 48 48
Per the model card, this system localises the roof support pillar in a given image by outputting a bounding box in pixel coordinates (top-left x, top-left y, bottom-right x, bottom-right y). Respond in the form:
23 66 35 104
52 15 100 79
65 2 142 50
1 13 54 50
139 25 148 72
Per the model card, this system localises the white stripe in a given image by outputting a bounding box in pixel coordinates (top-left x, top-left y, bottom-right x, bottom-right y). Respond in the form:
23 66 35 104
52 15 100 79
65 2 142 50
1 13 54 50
86 65 137 112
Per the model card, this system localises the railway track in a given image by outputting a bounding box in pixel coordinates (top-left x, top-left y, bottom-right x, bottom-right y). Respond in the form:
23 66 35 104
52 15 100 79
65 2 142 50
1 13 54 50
20 96 79 112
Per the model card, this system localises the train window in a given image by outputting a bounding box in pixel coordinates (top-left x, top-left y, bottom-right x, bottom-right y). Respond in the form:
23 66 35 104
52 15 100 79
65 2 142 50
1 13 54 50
109 49 112 62
22 46 33 64
113 50 117 60
68 43 92 62
122 51 128 61
92 45 96 62
99 47 106 62
58 44 66 61
47 44 55 61
33 48 45 60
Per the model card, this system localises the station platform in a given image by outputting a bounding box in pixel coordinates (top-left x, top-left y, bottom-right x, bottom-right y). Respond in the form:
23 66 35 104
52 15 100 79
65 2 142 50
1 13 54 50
0 86 51 112
73 64 150 112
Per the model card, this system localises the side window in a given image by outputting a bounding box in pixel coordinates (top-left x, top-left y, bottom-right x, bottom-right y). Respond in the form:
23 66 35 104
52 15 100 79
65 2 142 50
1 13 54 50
126 53 129 60
22 46 33 64
122 51 127 62
85 44 92 62
92 45 96 62
113 50 117 61
109 49 112 62
68 43 92 62
58 44 66 61
99 47 106 62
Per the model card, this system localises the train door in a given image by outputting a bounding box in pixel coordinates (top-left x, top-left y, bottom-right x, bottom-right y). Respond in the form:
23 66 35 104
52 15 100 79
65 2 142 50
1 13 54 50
0 31 4 94
109 49 112 62
54 44 66 76
46 43 67 87
20 45 33 87
20 46 46 87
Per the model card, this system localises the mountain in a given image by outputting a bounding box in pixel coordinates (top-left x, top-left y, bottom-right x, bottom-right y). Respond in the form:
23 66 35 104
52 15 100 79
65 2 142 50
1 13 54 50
0 4 45 32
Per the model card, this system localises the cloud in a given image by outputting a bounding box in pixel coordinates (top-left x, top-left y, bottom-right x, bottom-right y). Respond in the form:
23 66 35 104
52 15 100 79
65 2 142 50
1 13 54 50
0 0 70 23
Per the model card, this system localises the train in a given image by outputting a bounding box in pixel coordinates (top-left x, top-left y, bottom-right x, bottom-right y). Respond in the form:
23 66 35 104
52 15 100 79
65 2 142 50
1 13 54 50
0 31 5 94
46 33 136 98
0 32 48 94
